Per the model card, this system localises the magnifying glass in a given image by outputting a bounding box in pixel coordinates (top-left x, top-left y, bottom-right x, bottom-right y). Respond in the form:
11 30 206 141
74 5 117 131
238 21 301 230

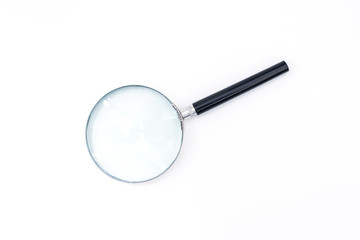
86 61 289 182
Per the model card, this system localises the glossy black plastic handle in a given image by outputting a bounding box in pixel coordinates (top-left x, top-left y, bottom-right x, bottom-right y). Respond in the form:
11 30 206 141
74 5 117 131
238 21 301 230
192 61 289 115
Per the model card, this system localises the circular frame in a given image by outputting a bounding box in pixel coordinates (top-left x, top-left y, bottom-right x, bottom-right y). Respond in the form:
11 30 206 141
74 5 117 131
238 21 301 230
85 85 184 183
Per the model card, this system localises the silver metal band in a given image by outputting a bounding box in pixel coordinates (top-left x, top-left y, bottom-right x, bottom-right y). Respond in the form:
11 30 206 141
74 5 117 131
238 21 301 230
180 105 197 119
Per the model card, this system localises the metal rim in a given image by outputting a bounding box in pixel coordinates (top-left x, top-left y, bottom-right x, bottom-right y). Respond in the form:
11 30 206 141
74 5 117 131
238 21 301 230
85 85 184 183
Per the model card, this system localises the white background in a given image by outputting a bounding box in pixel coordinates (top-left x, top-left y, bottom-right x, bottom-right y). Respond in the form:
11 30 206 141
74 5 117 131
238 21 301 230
0 0 359 239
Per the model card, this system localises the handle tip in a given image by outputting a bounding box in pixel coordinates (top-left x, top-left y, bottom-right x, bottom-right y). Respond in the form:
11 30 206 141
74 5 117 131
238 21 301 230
280 60 289 72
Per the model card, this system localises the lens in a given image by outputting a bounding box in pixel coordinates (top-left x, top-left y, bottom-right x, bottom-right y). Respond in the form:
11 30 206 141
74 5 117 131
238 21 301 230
86 85 183 182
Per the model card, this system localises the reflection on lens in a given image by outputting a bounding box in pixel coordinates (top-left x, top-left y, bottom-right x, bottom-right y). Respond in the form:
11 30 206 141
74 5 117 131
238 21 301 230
86 86 183 182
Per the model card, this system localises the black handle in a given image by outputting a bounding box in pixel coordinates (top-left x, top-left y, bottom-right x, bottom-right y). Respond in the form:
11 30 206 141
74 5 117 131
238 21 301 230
192 61 289 115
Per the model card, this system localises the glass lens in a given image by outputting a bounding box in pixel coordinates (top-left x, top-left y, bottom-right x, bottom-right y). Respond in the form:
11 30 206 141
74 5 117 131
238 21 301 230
86 85 183 182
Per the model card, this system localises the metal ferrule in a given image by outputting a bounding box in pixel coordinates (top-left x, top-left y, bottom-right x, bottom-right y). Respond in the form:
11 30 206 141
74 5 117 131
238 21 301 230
180 105 197 119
